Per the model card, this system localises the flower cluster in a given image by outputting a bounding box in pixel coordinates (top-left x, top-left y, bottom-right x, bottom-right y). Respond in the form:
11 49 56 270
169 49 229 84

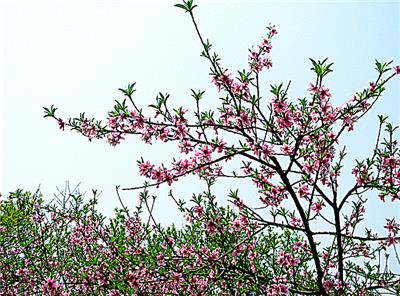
248 24 277 73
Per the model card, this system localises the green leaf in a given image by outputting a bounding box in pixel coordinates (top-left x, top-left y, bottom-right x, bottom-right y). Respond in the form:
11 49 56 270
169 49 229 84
43 105 57 118
174 4 187 10
174 0 197 12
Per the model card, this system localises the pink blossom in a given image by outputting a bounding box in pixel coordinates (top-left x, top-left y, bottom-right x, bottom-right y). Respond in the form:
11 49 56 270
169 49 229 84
293 241 306 252
212 71 233 92
323 280 335 291
107 132 125 146
276 112 294 130
212 138 227 153
311 202 323 214
308 83 318 93
80 118 98 139
318 86 331 98
386 236 398 246
262 144 274 159
384 220 399 235
172 272 184 284
179 140 193 154
290 216 302 227
210 248 220 260
158 127 170 142
231 218 243 232
280 144 294 155
42 278 60 293
58 118 65 130
193 206 204 217
138 161 154 178
297 183 309 199
277 251 299 267
173 124 187 140
303 162 314 174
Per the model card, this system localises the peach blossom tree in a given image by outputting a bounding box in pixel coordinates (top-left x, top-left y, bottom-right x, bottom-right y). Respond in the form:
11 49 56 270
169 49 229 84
4 0 397 294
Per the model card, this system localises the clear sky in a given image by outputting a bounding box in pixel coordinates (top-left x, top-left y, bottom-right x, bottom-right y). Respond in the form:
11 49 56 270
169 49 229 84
1 0 399 239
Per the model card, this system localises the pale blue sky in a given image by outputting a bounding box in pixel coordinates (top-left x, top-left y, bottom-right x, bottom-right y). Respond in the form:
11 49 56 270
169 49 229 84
1 0 399 238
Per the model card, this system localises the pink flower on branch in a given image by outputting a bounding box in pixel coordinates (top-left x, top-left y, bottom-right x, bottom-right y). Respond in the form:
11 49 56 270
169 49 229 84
311 201 323 214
